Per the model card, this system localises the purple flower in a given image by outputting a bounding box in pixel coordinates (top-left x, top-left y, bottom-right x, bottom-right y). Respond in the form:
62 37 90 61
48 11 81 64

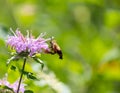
7 29 50 56
0 78 10 87
0 77 25 93
9 80 25 93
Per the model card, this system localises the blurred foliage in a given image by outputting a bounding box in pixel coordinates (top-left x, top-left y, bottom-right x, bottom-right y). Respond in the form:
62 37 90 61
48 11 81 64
0 0 120 93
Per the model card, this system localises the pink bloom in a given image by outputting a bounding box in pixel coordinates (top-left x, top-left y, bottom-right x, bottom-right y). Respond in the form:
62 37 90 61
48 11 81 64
9 80 25 93
7 29 50 56
0 77 25 93
0 78 10 87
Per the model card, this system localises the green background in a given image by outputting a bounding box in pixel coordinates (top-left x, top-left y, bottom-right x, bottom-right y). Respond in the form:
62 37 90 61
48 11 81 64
0 0 120 93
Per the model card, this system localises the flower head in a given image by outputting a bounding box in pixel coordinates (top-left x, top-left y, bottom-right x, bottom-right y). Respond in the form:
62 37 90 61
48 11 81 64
7 29 50 57
0 77 10 87
10 80 25 93
0 77 25 93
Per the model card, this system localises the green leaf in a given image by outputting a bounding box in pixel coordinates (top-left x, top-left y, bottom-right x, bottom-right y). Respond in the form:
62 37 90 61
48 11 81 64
10 65 16 71
24 90 34 93
0 86 14 93
27 72 38 80
22 71 38 80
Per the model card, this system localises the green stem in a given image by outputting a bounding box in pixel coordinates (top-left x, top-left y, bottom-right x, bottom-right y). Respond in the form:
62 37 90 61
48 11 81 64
17 58 26 93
